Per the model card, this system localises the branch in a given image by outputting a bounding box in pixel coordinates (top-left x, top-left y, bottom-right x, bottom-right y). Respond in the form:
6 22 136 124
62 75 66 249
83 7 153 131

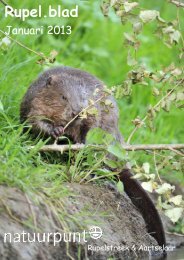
153 151 162 184
127 79 184 144
166 231 184 237
0 0 8 6
0 2 49 61
0 29 46 59
29 143 184 153
52 92 108 145
0 0 16 16
169 0 184 7
63 92 107 131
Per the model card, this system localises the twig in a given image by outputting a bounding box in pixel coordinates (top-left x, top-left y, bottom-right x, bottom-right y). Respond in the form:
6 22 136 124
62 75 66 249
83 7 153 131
53 92 107 145
0 0 16 16
153 151 162 184
169 147 184 156
29 143 184 153
0 29 46 59
37 143 85 153
0 0 8 6
169 0 184 8
63 93 107 131
166 231 184 237
0 1 47 60
127 79 183 144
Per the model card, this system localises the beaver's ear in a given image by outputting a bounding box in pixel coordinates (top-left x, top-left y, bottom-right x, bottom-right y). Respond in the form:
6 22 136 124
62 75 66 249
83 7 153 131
46 75 58 87
46 76 53 86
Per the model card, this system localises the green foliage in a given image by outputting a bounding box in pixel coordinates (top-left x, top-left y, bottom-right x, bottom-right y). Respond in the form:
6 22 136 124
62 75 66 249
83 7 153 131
107 143 127 161
86 128 115 145
101 0 184 227
116 180 124 194
0 0 183 230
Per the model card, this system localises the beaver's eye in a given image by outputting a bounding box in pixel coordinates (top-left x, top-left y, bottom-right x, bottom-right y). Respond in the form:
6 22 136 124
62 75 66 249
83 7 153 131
61 95 67 101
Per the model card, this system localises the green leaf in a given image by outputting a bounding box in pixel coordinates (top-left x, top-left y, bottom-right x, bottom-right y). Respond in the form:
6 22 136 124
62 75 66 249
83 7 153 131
107 143 126 161
142 162 150 174
104 159 118 169
0 37 11 49
170 30 181 44
176 92 184 101
87 107 98 116
110 0 117 7
117 180 124 194
0 100 4 111
124 2 138 13
152 87 160 96
86 128 114 145
96 168 111 175
155 183 175 195
124 32 136 43
133 22 143 34
165 208 183 223
139 10 159 23
169 195 183 206
105 99 113 106
142 181 154 193
101 1 110 17
132 173 143 179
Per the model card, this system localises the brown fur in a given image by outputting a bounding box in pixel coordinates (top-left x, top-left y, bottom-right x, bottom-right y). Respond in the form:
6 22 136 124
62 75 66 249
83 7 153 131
20 66 166 255
20 66 122 143
119 169 166 256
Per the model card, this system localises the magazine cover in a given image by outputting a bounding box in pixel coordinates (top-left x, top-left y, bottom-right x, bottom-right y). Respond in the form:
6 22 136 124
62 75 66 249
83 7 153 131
0 0 184 259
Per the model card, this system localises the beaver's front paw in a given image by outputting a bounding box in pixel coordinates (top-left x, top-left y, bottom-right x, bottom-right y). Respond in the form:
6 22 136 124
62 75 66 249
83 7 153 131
51 126 64 139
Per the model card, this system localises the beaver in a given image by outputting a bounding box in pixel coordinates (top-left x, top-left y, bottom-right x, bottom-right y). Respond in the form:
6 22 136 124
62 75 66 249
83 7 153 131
20 66 166 255
20 67 122 143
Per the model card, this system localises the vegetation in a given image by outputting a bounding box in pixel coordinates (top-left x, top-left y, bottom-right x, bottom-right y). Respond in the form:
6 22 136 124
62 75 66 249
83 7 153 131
0 0 183 232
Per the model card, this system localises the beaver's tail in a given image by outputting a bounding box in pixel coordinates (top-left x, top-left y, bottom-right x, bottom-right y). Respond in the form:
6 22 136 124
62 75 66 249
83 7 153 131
119 169 167 257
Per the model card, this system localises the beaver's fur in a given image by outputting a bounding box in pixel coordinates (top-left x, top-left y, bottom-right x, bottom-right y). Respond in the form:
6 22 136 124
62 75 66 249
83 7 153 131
20 66 122 143
20 66 166 255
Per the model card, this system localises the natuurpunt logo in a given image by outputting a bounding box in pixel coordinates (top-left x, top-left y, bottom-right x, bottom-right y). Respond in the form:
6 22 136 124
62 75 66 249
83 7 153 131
3 226 103 246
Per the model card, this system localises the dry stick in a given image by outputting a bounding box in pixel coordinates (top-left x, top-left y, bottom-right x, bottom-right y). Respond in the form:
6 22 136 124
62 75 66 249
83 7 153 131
0 29 46 59
53 92 107 145
0 0 8 6
0 1 18 17
0 1 46 59
127 79 184 144
147 149 169 159
170 0 184 7
166 231 184 237
153 151 162 184
169 147 184 156
32 143 184 153
63 93 107 131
